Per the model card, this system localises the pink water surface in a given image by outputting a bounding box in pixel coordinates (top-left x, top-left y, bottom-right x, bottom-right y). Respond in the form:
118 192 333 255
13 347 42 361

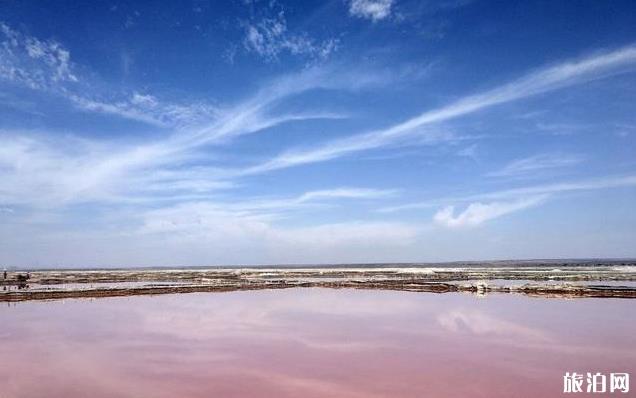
1 289 634 397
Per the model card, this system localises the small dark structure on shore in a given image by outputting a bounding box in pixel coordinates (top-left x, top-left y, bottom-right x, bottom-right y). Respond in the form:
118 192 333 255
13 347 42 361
0 271 31 289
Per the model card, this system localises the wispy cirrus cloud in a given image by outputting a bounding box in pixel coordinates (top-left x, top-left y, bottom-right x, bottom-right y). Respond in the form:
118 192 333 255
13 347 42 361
0 111 347 207
1 2 635 267
4 23 634 230
237 44 636 175
136 201 418 265
474 174 636 201
0 22 222 129
140 187 396 225
297 188 397 202
0 57 397 207
433 195 548 228
1 21 400 208
486 153 584 178
68 93 221 129
380 174 636 219
234 187 397 215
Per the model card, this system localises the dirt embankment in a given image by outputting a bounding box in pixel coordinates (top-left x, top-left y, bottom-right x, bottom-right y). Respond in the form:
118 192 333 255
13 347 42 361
2 263 636 301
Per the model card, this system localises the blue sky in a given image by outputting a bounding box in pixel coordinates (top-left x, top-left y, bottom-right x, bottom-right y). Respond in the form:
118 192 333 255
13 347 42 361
1 0 635 267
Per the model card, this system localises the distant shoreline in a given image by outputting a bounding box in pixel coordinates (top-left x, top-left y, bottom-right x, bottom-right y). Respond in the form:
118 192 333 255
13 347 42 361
2 264 636 301
5 258 636 272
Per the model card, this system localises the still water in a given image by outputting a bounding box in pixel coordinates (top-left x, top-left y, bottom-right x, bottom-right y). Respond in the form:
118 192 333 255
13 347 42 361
1 289 634 397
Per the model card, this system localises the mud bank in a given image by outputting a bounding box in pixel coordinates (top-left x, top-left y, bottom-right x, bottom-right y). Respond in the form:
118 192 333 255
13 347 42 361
2 262 636 301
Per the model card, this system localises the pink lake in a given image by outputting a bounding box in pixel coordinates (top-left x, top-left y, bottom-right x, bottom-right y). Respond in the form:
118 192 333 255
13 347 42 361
1 289 634 397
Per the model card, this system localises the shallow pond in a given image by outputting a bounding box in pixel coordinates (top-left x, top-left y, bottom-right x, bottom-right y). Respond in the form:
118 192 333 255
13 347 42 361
1 288 634 397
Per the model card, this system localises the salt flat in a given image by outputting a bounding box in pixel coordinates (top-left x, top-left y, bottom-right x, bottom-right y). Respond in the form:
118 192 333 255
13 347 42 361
3 261 636 301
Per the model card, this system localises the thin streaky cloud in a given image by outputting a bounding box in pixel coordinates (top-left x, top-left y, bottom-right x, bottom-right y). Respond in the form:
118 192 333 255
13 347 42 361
474 174 636 201
486 153 584 178
2 2 636 266
134 187 402 239
379 174 636 213
297 188 397 202
69 95 172 128
239 45 636 175
0 63 376 207
0 22 221 129
433 195 548 228
221 187 398 213
1 22 343 134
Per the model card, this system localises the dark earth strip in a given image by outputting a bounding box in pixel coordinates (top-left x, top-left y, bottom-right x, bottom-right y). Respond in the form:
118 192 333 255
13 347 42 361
2 261 636 301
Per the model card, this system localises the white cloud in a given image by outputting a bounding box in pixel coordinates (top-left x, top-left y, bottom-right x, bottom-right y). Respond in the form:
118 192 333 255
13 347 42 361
130 92 158 107
239 44 636 174
145 187 396 216
242 10 338 61
348 0 394 21
68 93 220 128
0 22 77 89
297 188 396 202
137 201 419 265
0 21 422 134
474 175 636 201
433 195 548 228
380 174 636 213
69 95 170 128
0 64 372 207
0 120 395 209
0 133 173 206
487 153 584 178
0 23 223 129
456 144 478 161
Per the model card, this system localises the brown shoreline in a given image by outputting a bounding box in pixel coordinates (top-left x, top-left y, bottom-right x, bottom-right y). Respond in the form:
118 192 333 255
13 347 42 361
2 264 636 301
2 281 636 302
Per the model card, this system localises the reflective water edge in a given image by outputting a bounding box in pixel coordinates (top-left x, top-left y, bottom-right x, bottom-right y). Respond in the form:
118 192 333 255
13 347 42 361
1 289 634 398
